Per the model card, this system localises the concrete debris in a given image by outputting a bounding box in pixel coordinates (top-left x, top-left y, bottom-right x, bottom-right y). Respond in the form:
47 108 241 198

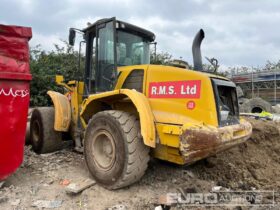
158 194 172 206
30 185 39 195
171 178 179 184
108 204 127 210
154 206 163 210
65 178 95 194
46 179 54 185
211 186 222 191
0 196 8 203
32 200 62 209
272 104 280 114
10 199 21 206
272 114 280 122
184 170 195 178
59 179 70 186
240 112 280 123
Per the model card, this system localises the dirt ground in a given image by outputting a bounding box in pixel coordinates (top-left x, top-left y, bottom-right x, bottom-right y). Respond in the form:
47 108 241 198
1 118 280 210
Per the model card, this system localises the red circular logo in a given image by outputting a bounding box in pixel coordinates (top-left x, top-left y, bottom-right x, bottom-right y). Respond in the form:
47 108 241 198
187 101 196 110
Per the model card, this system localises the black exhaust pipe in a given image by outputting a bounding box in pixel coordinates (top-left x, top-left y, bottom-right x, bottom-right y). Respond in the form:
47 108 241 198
192 29 205 71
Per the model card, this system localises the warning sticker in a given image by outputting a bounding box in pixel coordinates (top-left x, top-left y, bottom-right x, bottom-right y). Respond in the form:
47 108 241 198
148 80 201 98
187 101 196 110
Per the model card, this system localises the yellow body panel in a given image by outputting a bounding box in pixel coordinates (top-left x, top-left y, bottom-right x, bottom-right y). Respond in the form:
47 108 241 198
151 144 185 165
53 64 251 165
114 65 252 164
146 65 218 126
80 89 156 147
49 76 84 138
116 65 218 125
47 90 71 132
66 81 84 129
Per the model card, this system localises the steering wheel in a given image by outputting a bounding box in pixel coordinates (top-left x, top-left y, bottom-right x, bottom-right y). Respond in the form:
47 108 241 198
101 64 116 87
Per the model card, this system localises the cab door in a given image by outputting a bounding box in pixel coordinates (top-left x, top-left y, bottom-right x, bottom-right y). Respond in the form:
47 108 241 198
95 18 117 92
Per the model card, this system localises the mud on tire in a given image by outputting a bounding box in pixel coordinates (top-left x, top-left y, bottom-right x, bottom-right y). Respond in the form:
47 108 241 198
84 110 150 190
30 107 62 154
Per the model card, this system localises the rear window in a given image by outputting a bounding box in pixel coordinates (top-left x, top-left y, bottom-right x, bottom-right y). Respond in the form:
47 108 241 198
212 79 239 127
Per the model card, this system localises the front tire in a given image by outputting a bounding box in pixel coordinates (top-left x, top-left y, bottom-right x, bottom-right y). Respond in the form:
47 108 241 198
84 110 150 190
30 107 62 154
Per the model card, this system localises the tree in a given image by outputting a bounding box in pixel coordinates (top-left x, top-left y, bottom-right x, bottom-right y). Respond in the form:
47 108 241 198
29 41 82 106
150 50 173 65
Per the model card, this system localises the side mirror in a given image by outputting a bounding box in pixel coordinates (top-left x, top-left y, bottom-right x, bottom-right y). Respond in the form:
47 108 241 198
69 28 76 46
55 75 64 85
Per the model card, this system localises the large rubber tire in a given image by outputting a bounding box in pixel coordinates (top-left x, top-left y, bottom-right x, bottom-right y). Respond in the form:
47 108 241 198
30 107 62 154
240 97 272 113
84 110 150 190
238 97 249 106
25 108 34 145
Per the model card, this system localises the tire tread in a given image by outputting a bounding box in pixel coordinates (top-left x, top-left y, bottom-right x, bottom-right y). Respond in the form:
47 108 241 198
86 110 150 189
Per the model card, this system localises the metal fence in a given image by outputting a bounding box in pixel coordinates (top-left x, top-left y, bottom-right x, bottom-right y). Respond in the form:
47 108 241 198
231 69 280 105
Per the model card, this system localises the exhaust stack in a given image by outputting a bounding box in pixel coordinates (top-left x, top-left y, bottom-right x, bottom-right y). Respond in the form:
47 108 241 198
192 29 205 71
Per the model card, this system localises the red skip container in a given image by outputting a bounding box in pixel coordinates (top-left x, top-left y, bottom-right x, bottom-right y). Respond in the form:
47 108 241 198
0 24 32 180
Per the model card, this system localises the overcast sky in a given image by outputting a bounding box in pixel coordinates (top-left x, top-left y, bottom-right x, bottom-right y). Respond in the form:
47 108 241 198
2 0 280 68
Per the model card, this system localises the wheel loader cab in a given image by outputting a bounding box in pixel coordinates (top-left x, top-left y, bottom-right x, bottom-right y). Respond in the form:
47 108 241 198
70 18 155 95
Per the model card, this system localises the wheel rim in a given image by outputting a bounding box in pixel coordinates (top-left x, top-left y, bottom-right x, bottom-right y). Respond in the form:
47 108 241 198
32 120 41 144
91 130 116 171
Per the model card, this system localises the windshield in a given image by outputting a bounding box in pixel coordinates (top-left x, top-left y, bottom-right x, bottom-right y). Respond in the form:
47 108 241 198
116 30 150 66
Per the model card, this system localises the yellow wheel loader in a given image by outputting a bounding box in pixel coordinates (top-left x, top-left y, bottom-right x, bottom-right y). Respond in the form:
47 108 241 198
30 17 252 189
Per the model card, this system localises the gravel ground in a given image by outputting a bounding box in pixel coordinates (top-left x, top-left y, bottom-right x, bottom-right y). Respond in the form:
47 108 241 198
0 118 280 210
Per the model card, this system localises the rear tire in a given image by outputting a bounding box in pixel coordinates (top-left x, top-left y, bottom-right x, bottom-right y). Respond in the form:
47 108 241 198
30 107 62 154
84 110 150 190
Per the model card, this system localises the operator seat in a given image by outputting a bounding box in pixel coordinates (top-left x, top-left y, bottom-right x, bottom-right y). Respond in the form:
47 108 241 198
123 57 132 66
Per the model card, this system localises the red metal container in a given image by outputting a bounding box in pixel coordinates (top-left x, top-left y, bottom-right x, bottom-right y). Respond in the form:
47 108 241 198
0 24 32 180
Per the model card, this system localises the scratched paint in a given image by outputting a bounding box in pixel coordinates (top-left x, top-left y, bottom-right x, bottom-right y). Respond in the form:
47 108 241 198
179 120 252 164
